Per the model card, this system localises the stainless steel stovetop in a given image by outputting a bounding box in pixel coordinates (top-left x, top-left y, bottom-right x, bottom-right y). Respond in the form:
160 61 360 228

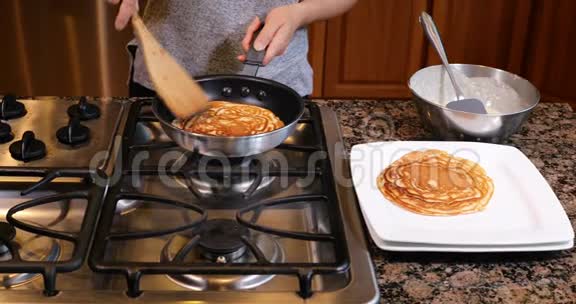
0 97 378 303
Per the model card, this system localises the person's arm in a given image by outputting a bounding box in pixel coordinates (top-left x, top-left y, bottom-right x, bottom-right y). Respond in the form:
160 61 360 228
108 0 139 31
240 0 357 65
293 0 358 25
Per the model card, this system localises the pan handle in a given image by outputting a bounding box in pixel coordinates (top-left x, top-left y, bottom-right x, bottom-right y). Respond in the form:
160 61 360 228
241 23 266 77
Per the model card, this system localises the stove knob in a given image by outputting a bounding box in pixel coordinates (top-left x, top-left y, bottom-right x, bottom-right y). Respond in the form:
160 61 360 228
9 131 46 162
0 121 14 143
57 115 90 145
0 221 16 245
67 97 100 121
0 95 27 120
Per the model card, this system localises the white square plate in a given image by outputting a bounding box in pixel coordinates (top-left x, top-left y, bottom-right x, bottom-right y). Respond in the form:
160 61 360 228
350 141 574 248
365 215 573 252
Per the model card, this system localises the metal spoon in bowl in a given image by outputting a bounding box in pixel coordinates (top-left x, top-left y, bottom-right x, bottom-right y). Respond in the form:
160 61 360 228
419 12 487 114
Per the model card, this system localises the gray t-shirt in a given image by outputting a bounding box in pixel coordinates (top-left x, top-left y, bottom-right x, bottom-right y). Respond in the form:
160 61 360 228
129 0 313 96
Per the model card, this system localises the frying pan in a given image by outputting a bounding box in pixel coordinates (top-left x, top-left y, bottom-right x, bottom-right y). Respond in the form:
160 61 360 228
152 27 305 157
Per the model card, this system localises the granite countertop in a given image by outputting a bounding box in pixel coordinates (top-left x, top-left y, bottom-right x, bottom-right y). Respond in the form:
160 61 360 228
317 100 576 304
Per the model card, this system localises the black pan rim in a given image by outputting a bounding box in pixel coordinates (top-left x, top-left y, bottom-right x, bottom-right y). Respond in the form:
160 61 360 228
194 74 299 91
151 75 305 140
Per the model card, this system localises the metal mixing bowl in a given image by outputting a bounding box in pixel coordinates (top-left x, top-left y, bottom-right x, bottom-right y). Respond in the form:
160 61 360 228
408 64 540 143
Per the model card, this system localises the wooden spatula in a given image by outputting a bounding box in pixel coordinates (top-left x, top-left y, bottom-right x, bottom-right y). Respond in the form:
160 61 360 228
131 14 209 119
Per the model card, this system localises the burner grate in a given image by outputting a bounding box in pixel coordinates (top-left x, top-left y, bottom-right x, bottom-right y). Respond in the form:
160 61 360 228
105 193 206 241
0 184 105 296
89 100 351 299
237 195 335 241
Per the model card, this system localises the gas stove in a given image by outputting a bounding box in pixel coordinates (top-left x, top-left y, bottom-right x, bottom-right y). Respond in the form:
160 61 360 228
0 97 378 303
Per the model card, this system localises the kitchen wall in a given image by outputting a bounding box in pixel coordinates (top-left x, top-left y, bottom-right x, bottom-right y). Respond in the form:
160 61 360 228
1 0 575 105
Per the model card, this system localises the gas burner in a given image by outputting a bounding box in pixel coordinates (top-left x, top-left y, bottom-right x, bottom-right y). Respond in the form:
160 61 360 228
115 184 143 215
9 131 46 162
0 95 26 120
56 115 90 145
115 197 141 215
175 154 277 197
161 227 284 291
178 174 276 198
0 222 61 288
86 102 372 300
0 121 14 143
67 97 100 121
197 219 249 262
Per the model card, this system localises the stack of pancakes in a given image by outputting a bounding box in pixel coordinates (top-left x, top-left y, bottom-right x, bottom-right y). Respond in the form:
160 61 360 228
377 149 494 216
174 101 285 136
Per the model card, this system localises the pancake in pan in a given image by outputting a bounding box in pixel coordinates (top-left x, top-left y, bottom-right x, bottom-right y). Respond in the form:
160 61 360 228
174 101 285 136
377 149 494 216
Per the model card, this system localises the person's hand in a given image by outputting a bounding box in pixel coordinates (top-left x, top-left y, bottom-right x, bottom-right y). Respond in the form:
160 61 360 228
238 4 305 65
107 0 139 31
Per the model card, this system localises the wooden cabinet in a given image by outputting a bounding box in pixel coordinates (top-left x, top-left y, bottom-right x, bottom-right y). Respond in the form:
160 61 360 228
524 0 576 103
0 2 28 95
307 21 327 98
0 1 135 97
319 0 429 98
425 0 532 75
312 0 576 104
